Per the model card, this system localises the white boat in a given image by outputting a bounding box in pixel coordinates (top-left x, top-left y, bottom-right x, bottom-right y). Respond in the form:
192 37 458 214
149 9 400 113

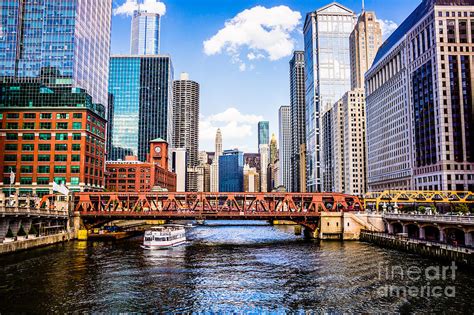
141 225 186 250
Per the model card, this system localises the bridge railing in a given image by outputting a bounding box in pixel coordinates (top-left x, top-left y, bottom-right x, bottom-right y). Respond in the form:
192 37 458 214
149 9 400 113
383 213 474 224
0 205 69 217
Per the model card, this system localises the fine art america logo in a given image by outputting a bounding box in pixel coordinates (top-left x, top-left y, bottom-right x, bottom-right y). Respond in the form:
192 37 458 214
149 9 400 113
377 262 457 298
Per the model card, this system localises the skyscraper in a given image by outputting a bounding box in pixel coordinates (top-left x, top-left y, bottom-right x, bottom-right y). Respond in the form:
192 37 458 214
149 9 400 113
172 73 200 192
0 0 112 107
304 3 356 192
131 10 161 55
289 51 306 192
108 55 173 162
210 129 222 192
279 106 292 191
365 0 474 192
219 150 244 192
258 121 270 146
350 11 383 89
259 144 270 192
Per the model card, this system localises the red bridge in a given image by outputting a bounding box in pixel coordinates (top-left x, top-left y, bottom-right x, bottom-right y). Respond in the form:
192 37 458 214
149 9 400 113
73 192 363 221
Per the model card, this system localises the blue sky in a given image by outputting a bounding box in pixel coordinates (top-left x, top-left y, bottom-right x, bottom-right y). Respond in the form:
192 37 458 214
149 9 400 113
111 0 420 152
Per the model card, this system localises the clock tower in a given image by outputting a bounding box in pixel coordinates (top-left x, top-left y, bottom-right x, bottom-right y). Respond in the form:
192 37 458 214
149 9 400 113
149 138 169 170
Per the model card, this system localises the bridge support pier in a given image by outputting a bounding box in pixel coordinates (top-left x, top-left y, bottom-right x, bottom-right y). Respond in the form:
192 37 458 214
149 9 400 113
21 219 32 237
465 231 473 247
419 226 426 239
9 219 22 238
0 218 10 243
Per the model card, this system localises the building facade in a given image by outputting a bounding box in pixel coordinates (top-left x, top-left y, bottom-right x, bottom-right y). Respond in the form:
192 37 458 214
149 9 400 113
0 81 106 196
289 51 306 192
105 140 176 192
0 0 112 107
210 129 223 192
304 3 356 192
108 55 173 162
365 0 474 192
350 11 383 89
170 148 186 192
244 164 260 193
258 121 270 146
219 150 244 192
278 106 292 191
259 144 270 192
172 73 200 192
131 10 161 55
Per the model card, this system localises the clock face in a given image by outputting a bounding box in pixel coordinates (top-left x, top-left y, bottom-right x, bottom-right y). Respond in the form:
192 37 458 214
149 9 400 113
155 146 161 154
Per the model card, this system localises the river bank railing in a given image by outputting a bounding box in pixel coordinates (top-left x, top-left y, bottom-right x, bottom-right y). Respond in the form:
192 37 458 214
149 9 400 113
383 213 474 225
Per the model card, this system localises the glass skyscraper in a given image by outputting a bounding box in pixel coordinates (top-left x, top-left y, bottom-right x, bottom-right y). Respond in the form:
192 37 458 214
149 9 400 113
219 150 244 192
0 0 112 107
303 3 356 192
131 11 161 55
108 55 173 162
258 121 269 146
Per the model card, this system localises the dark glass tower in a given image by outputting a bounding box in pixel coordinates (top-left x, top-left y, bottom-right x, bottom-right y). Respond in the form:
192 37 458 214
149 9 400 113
219 150 244 192
108 55 173 162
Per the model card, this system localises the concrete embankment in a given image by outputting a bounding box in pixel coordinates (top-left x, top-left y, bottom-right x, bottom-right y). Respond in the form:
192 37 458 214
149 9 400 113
0 232 72 255
360 232 474 267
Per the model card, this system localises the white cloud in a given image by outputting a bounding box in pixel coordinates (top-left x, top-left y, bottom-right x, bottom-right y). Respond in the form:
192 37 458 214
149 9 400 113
200 108 263 144
203 5 302 68
114 0 166 16
377 19 398 40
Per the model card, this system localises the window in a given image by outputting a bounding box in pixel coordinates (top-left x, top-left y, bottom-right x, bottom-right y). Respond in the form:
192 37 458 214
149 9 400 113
38 155 50 162
5 155 17 161
21 165 33 173
38 144 51 151
22 144 35 151
40 113 52 119
39 133 51 140
55 155 68 162
56 113 69 119
23 122 35 129
71 155 80 162
6 123 18 129
7 113 19 119
4 166 16 173
6 133 18 140
72 144 81 151
56 133 68 140
20 177 33 185
71 166 80 174
37 177 50 185
72 122 82 130
21 155 34 162
23 113 36 119
55 144 68 151
5 144 17 150
73 113 83 119
57 122 68 129
71 177 80 185
54 177 66 185
22 133 34 140
40 122 51 129
37 166 50 173
73 133 81 140
54 166 67 173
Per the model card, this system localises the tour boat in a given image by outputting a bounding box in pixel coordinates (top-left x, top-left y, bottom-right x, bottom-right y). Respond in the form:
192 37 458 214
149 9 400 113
141 225 186 249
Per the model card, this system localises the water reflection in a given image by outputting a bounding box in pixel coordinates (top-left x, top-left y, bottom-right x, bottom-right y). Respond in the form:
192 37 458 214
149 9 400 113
0 223 473 313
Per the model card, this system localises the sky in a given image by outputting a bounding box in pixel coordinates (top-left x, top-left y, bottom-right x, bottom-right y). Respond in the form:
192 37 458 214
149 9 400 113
111 0 421 153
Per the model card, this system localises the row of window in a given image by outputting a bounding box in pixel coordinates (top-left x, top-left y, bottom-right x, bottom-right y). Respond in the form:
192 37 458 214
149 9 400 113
4 113 82 119
5 133 82 140
3 177 80 186
3 154 80 164
4 143 81 152
4 165 80 174
4 122 83 129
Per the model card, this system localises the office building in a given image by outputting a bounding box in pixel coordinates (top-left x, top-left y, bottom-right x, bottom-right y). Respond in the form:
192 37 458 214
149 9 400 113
170 148 187 192
279 106 292 191
365 0 474 192
105 139 176 192
304 2 356 192
0 1 112 107
244 165 260 193
172 73 200 192
350 11 383 89
219 150 244 192
258 121 270 146
0 80 106 196
210 129 223 192
108 55 173 162
131 10 161 55
259 144 270 192
289 51 306 192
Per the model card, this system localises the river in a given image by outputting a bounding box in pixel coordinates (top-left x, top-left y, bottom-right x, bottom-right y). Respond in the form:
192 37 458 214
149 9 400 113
0 222 473 313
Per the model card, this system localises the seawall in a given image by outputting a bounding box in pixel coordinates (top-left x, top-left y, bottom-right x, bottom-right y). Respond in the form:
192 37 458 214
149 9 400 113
0 232 72 255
